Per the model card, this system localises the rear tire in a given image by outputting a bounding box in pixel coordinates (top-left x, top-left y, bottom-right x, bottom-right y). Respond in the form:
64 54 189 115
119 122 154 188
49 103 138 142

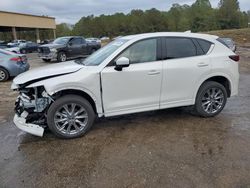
47 95 95 139
194 81 227 117
0 68 9 82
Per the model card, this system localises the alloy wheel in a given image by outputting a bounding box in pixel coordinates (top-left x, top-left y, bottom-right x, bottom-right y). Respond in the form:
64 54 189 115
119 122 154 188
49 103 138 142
54 103 88 135
60 53 67 62
201 87 225 114
0 70 6 81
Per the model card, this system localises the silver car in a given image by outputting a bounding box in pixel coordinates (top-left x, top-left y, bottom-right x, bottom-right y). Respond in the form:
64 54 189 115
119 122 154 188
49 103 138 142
0 49 30 81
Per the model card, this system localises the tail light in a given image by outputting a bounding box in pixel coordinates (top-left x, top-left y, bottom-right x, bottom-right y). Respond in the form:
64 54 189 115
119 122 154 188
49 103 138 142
229 55 240 62
10 57 22 62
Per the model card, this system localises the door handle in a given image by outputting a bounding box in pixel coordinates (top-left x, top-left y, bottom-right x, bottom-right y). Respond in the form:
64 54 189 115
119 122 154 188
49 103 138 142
148 70 160 75
197 62 209 67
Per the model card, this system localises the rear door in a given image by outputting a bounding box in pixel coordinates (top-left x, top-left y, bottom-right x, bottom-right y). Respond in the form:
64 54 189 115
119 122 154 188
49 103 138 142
160 37 212 109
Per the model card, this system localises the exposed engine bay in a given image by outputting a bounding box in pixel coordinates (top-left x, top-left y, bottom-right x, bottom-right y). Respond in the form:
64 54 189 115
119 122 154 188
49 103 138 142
14 86 54 128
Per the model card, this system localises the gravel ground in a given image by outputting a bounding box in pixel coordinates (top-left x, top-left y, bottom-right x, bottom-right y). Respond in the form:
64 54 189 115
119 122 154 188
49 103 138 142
0 48 250 188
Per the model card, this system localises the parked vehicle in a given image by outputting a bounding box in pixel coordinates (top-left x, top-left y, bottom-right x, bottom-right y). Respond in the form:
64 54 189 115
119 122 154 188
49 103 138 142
100 36 110 41
86 38 101 44
37 36 101 62
5 43 20 53
39 39 53 45
7 40 26 47
12 32 239 138
0 49 29 81
0 44 8 49
19 42 39 54
218 38 236 52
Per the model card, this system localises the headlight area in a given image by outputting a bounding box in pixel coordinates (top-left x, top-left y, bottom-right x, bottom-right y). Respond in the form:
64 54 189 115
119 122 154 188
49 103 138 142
15 86 53 128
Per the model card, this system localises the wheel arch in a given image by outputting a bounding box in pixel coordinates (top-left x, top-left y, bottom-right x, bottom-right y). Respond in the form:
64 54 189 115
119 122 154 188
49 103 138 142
0 66 10 76
196 75 231 99
52 89 98 114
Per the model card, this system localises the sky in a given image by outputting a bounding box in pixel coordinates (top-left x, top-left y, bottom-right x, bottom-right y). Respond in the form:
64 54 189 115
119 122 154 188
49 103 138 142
0 0 249 24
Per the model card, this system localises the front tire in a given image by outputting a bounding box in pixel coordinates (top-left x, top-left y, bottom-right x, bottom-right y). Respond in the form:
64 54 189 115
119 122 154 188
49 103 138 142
57 51 67 62
47 95 95 139
194 81 227 117
0 68 9 82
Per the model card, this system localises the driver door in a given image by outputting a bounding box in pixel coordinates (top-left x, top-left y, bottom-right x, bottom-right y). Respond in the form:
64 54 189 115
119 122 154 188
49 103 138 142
68 38 82 57
101 38 163 117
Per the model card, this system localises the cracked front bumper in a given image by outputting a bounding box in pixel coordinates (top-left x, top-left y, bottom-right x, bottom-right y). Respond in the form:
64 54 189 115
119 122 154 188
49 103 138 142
13 112 44 137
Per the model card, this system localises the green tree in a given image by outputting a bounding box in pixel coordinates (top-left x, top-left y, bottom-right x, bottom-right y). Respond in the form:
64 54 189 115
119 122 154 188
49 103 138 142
189 0 218 32
217 0 241 29
56 23 72 37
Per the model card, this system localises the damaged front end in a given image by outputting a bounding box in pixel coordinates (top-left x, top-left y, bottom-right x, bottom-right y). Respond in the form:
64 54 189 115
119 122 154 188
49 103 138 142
14 86 53 136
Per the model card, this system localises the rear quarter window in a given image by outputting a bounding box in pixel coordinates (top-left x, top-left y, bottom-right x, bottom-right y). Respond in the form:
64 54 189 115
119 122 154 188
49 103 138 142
216 38 230 48
196 39 213 54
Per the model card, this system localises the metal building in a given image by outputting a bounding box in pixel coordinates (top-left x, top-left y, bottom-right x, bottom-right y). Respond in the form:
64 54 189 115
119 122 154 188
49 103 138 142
0 11 56 42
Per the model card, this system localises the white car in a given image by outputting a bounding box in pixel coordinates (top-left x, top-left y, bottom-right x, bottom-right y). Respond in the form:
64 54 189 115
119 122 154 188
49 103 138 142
7 40 26 46
12 32 239 139
5 46 20 54
86 38 101 44
100 36 110 41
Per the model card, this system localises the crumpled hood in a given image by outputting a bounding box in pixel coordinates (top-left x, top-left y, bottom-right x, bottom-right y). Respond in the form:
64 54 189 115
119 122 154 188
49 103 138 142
13 61 83 85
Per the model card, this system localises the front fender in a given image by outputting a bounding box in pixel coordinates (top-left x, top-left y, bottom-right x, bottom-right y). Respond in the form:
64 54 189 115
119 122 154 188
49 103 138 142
26 71 103 115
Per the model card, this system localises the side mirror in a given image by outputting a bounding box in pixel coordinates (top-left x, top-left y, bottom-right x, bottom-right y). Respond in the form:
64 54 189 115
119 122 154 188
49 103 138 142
68 42 73 46
115 57 130 71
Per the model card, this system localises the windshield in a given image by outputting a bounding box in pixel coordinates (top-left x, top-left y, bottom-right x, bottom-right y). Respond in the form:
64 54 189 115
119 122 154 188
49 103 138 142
53 37 70 45
79 39 128 66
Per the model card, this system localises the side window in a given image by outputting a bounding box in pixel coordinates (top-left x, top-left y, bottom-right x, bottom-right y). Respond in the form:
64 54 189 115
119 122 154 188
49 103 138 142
71 38 82 45
166 38 196 59
118 38 157 64
196 39 212 54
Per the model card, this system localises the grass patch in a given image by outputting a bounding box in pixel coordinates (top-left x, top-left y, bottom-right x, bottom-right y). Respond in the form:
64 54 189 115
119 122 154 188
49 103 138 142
205 28 250 44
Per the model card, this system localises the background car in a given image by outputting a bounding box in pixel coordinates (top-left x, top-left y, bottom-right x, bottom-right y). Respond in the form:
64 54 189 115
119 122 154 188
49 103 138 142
7 40 26 46
19 42 39 54
38 36 101 62
100 36 110 41
218 37 236 52
5 43 20 53
86 38 101 44
0 43 8 49
0 49 29 81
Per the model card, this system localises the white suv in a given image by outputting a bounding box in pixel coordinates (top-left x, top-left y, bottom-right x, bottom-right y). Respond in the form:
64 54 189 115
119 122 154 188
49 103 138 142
12 32 239 139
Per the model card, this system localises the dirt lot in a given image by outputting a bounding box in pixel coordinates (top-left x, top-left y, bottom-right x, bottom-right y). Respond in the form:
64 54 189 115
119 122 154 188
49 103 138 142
0 47 250 188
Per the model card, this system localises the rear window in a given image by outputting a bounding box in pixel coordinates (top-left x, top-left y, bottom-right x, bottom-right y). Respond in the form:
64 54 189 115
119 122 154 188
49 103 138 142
196 39 213 54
